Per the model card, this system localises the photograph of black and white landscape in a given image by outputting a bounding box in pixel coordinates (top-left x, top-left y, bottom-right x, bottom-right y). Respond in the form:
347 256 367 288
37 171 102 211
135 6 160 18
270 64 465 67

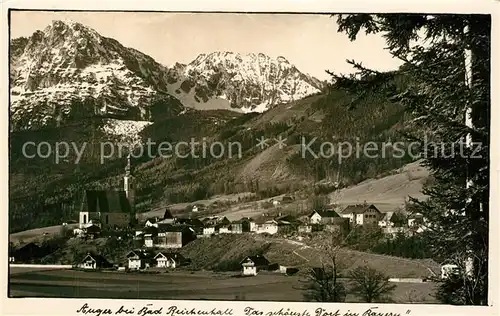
8 10 491 305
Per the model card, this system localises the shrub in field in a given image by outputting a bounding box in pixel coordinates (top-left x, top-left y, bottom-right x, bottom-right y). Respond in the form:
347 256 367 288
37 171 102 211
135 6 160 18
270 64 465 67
348 265 396 303
214 259 241 272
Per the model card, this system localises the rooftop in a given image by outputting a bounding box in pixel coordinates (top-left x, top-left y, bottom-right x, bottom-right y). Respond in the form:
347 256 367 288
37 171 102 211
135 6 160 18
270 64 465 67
81 190 132 213
310 210 340 218
341 204 380 214
241 255 270 266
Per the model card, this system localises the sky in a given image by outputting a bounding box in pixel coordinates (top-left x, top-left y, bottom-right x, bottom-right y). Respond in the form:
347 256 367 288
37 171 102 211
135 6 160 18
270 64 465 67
10 11 402 81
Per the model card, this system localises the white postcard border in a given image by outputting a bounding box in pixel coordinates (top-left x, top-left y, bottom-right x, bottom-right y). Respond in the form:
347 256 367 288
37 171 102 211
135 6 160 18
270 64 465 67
1 0 499 316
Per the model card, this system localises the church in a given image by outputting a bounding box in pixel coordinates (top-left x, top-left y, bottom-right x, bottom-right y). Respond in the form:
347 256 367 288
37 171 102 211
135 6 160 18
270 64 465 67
79 155 136 229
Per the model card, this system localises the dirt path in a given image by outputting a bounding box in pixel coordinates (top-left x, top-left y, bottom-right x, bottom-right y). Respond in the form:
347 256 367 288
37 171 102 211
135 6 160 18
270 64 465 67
255 234 438 278
10 224 78 244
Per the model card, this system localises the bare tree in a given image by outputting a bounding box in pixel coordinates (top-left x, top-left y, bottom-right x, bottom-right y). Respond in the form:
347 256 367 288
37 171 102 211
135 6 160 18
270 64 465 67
348 265 396 303
404 289 422 303
310 194 330 210
302 232 346 302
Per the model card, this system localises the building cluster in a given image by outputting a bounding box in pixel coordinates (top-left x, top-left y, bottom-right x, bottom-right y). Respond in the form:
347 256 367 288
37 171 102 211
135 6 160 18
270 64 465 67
9 156 433 279
200 214 293 236
74 250 301 278
74 250 189 271
193 203 426 239
12 157 427 274
71 156 426 242
123 250 189 270
239 255 299 276
134 209 198 249
74 199 426 244
334 203 426 237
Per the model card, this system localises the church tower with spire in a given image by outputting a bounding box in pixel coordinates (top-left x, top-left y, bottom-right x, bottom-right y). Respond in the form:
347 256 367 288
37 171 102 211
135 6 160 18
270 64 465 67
124 154 135 211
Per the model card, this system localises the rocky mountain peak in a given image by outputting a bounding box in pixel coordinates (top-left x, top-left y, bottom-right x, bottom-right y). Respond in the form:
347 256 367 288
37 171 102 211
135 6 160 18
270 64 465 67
10 20 183 131
168 51 323 112
10 20 325 131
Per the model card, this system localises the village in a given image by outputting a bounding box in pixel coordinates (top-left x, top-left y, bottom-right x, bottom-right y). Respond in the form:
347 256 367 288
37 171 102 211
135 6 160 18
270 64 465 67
11 200 450 279
5 9 490 308
8 157 457 283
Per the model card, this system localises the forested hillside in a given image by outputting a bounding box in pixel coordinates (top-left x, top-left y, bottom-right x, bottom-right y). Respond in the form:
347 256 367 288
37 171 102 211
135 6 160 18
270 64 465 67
9 74 415 233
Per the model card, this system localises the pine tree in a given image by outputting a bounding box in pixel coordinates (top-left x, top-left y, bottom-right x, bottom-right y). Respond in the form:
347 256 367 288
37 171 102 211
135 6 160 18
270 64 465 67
329 14 490 305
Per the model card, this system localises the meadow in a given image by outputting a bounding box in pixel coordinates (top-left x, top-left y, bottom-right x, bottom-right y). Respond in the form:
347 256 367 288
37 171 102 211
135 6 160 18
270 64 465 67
9 268 439 303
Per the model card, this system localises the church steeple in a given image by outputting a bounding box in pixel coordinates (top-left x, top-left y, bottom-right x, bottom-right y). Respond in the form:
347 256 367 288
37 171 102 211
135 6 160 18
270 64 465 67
123 154 135 210
125 154 131 177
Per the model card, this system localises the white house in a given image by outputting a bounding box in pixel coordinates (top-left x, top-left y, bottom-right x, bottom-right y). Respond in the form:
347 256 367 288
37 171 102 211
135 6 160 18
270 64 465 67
154 252 185 269
192 205 199 212
135 229 144 236
246 219 257 232
145 218 159 227
255 219 278 235
240 255 270 276
309 212 322 224
378 212 394 228
218 225 231 234
155 253 176 268
203 226 216 235
144 234 154 248
73 228 85 237
309 210 341 225
408 213 425 228
341 204 382 226
78 254 98 270
298 223 312 234
279 265 288 274
77 253 112 270
126 250 153 270
441 264 459 279
242 262 256 276
127 251 143 270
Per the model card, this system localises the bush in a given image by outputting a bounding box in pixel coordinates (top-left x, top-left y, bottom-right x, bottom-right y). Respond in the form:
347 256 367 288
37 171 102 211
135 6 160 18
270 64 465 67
303 267 347 302
214 259 241 272
261 201 274 209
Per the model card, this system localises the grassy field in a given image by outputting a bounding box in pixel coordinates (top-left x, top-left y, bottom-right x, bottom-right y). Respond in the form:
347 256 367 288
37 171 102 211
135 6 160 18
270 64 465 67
136 192 256 221
331 161 429 211
9 268 439 303
180 234 440 278
9 224 79 245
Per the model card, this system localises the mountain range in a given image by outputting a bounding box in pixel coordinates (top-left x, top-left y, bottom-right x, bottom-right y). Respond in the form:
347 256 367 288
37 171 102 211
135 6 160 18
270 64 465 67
9 19 413 233
10 20 325 131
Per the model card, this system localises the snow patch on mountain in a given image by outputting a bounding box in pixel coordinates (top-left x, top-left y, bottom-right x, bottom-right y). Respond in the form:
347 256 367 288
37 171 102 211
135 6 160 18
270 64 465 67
241 102 271 114
167 51 324 113
101 119 152 146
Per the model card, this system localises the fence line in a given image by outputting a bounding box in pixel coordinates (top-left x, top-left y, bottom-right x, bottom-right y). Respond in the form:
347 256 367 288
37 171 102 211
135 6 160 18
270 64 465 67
388 278 424 283
9 264 72 269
